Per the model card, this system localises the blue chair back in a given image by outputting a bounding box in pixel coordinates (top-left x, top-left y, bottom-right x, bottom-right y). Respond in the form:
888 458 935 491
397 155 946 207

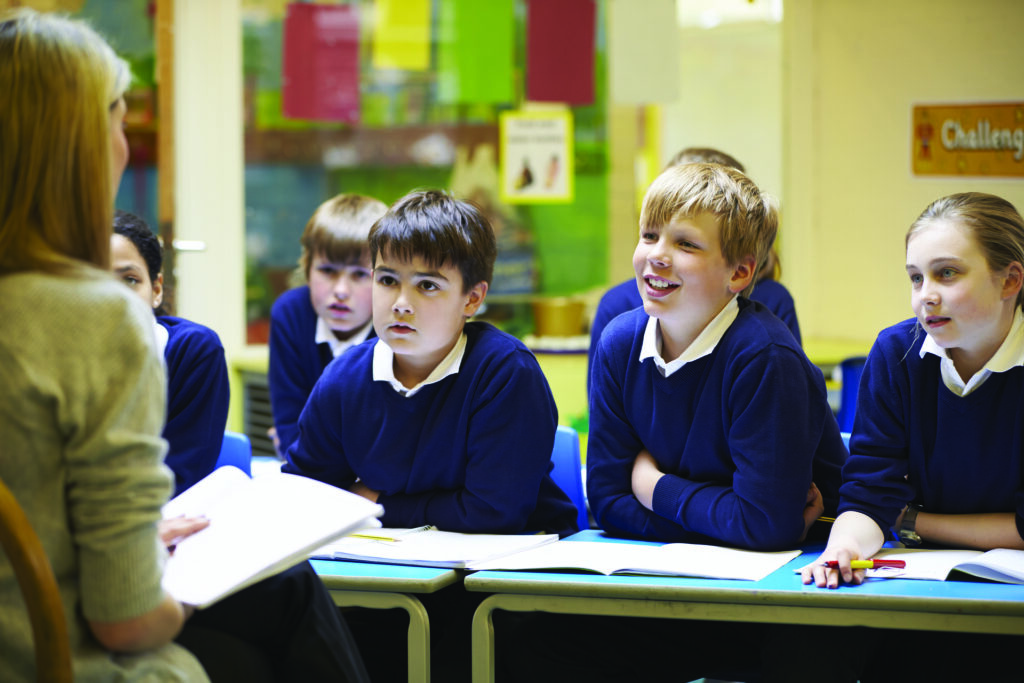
217 431 252 477
550 425 589 531
836 356 867 433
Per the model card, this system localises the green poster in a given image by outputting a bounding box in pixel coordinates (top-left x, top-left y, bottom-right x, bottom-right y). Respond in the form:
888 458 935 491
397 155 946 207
437 0 515 104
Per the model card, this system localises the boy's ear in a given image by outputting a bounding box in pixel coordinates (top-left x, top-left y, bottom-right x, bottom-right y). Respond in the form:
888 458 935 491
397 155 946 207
152 272 164 310
463 281 488 318
1001 261 1024 301
727 255 757 294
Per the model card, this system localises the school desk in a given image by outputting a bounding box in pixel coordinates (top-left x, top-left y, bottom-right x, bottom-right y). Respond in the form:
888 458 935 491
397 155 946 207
464 530 1024 682
311 558 460 683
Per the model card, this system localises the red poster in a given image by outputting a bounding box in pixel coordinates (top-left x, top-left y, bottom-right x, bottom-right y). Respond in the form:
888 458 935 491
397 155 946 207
282 3 361 123
526 0 595 105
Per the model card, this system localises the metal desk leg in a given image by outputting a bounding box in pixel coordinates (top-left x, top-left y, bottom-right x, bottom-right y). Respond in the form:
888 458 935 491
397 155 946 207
330 590 432 683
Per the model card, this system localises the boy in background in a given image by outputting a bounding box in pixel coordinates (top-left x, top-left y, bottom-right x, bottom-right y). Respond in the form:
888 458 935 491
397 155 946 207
268 193 387 456
283 189 576 681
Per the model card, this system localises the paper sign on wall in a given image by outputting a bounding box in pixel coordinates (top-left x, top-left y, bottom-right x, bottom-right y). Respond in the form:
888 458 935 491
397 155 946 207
282 3 360 123
372 0 431 71
912 102 1024 177
500 109 574 204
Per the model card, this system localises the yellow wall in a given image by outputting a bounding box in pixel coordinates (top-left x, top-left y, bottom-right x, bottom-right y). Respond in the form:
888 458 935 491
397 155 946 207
783 0 1024 346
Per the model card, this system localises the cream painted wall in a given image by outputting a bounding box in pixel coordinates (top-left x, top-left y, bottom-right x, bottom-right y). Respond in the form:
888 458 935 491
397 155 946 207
661 23 783 199
783 0 1024 345
173 0 246 355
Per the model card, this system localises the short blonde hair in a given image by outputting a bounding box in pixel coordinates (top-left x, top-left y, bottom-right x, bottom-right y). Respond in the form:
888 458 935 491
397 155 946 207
0 9 131 275
297 193 388 281
639 163 778 298
907 192 1024 310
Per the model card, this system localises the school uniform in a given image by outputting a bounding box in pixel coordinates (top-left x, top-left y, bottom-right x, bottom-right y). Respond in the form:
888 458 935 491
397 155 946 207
283 320 576 683
283 320 578 537
157 315 229 496
587 277 802 394
750 277 802 346
840 315 1024 682
268 285 374 456
839 313 1024 537
588 297 845 550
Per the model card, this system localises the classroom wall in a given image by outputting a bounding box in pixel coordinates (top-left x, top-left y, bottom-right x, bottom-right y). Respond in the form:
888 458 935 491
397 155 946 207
783 0 1024 346
173 0 246 355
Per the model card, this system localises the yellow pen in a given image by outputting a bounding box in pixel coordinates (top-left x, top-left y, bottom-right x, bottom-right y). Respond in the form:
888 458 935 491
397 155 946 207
349 533 399 542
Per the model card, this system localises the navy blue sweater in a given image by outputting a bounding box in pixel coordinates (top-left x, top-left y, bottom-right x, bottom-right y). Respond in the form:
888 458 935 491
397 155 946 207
840 318 1024 539
588 300 844 550
282 322 578 537
587 278 801 395
268 285 374 456
160 316 229 495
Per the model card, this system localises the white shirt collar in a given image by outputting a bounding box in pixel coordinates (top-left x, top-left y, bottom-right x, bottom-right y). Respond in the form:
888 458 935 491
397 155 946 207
315 316 373 358
372 333 468 397
920 308 1024 396
638 296 739 378
152 318 169 358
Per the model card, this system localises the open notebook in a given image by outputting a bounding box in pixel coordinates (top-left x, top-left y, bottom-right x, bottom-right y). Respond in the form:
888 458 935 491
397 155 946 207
468 539 801 581
162 467 383 608
851 547 1024 584
312 526 559 569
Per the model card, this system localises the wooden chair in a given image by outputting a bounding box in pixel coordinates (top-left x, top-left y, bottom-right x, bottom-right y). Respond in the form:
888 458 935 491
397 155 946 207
0 477 73 682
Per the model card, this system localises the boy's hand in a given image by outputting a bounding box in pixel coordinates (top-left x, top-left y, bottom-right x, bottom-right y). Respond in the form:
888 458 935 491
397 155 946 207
350 480 380 503
631 450 665 510
799 482 824 542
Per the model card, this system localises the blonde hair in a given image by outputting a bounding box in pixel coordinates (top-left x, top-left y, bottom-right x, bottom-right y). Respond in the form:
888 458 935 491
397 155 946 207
639 163 778 298
0 9 130 276
907 192 1024 310
297 193 388 281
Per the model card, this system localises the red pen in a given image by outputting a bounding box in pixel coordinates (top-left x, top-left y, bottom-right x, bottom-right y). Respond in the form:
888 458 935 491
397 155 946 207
823 559 906 569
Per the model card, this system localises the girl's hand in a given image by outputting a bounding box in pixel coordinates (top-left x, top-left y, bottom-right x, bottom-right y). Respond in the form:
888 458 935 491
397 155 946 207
159 515 209 554
800 544 867 589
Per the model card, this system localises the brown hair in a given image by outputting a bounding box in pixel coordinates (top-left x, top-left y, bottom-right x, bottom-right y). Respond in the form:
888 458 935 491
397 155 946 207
665 146 746 174
369 190 497 293
297 193 387 281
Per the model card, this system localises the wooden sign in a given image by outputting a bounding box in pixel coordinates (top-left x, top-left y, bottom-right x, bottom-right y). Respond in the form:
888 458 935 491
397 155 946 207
912 102 1024 177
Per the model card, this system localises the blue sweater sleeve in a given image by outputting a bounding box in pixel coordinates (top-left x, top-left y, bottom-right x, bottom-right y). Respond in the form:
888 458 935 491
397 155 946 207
588 280 642 396
588 313 831 550
281 365 360 489
161 320 230 495
838 331 917 533
649 344 827 549
269 288 319 456
377 349 560 533
587 328 672 539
